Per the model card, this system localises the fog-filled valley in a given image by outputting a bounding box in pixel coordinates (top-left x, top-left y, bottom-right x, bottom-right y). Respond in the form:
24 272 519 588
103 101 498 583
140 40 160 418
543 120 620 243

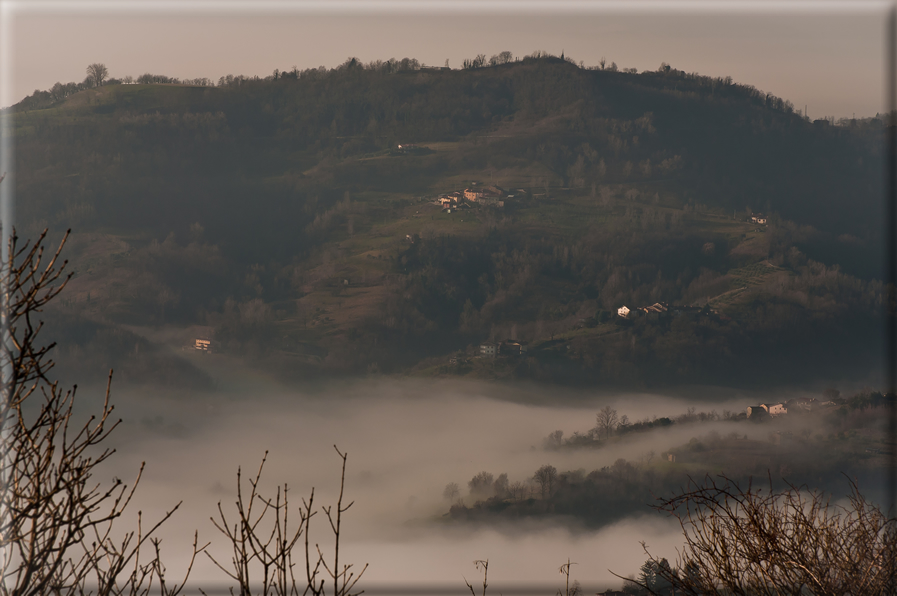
66 372 886 593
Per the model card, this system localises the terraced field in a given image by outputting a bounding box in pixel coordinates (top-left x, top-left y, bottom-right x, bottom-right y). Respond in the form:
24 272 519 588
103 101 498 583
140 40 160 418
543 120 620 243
709 261 788 308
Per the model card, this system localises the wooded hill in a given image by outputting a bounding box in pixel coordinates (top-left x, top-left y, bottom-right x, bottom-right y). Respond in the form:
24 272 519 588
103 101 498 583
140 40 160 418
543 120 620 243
7 55 888 389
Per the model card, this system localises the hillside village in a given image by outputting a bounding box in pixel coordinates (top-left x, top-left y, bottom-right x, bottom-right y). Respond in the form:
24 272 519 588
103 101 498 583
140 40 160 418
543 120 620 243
433 181 524 212
471 301 719 363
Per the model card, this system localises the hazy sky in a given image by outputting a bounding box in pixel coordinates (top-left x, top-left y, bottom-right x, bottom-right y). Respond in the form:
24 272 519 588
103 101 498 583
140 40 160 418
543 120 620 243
1 1 892 118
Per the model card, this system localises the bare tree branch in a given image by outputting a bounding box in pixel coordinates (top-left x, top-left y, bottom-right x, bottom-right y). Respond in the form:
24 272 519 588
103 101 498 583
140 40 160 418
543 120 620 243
205 446 366 596
0 225 198 596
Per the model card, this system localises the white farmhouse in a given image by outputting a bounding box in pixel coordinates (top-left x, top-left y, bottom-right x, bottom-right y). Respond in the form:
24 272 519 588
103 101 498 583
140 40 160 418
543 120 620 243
763 403 787 416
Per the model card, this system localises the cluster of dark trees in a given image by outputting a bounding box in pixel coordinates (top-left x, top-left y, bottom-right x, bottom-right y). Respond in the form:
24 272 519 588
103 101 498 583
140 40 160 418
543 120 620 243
545 390 894 452
462 50 515 69
442 455 714 528
543 404 732 450
16 63 109 109
13 63 218 111
444 390 891 528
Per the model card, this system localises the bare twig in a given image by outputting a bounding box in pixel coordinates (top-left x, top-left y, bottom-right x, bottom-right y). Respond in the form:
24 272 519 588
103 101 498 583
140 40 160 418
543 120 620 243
557 559 579 596
463 560 489 596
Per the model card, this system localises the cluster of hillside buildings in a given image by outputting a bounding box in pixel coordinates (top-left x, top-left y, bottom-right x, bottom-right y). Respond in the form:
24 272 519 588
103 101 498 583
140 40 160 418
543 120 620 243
478 339 528 358
473 303 715 360
617 302 706 319
745 396 833 418
435 183 526 211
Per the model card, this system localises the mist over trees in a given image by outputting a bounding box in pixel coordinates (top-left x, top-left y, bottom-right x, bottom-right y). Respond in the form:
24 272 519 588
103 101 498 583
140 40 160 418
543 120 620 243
444 388 892 530
3 221 892 595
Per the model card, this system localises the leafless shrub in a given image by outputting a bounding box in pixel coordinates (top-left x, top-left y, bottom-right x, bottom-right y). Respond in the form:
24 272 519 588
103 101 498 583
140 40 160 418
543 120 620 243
618 475 897 595
204 445 367 596
0 226 201 596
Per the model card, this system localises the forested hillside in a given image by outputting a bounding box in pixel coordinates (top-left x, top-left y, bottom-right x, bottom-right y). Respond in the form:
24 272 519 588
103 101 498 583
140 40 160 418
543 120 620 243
7 54 888 388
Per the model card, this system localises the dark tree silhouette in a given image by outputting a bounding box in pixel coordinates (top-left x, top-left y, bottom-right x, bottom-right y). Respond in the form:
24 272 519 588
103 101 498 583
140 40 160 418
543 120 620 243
86 63 108 88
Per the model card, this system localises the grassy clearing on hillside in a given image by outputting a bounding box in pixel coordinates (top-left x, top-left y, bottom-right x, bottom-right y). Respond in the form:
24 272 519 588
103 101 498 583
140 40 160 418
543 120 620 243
710 262 788 309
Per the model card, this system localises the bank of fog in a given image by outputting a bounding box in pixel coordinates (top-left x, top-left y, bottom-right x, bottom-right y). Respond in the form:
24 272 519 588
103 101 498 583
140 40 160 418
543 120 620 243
98 379 817 588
